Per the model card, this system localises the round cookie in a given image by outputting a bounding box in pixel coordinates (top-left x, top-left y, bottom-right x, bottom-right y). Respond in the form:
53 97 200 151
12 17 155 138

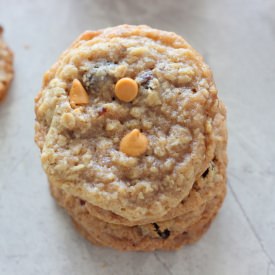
35 25 227 221
0 26 13 101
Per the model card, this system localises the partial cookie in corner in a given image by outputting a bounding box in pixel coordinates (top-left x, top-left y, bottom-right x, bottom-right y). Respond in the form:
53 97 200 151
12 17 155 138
0 26 14 101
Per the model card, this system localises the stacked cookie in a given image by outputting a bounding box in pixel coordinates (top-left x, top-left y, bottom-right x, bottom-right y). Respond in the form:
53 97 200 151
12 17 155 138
35 25 227 251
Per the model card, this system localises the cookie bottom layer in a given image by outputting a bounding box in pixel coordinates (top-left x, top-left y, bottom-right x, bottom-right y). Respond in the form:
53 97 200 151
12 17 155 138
72 194 223 251
72 192 224 251
51 180 225 251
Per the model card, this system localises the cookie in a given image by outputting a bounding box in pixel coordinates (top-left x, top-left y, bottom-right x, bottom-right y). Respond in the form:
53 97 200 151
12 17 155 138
35 25 227 222
81 115 227 226
49 152 226 251
51 153 226 226
0 26 13 101
52 181 226 251
73 195 224 251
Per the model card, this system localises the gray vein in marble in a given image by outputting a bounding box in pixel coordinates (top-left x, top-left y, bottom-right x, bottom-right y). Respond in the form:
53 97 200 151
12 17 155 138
228 181 275 266
154 252 174 275
8 148 31 173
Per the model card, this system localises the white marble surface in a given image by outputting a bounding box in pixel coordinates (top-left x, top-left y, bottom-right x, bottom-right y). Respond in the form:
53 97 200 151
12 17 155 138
0 0 275 274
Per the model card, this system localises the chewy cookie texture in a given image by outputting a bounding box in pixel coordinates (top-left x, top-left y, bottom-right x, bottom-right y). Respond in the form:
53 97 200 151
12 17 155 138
35 25 227 251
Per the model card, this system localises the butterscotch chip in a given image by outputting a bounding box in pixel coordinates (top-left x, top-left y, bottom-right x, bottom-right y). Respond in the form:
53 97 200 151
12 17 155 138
0 26 13 101
120 129 148 157
69 79 89 107
115 77 138 102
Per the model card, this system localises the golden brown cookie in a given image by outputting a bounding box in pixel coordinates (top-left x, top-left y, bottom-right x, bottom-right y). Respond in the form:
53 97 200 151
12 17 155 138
0 26 13 101
49 151 226 251
72 196 224 251
52 181 226 251
35 25 227 222
50 153 226 226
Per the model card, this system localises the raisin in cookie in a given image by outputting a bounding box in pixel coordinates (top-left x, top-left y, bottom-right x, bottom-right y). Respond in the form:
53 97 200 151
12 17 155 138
35 25 227 222
0 26 13 101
